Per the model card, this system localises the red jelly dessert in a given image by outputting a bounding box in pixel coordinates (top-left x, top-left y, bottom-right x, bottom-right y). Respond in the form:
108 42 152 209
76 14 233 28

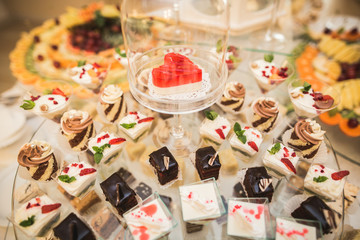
152 53 202 94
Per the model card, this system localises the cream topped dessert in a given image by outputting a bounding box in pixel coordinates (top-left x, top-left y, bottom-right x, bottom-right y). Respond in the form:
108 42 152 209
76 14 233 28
263 142 299 176
88 131 126 164
251 97 279 133
276 218 317 240
304 164 349 200
98 84 127 123
20 88 70 123
200 111 231 144
179 181 221 222
288 119 325 159
229 122 263 157
289 81 335 118
14 195 61 237
124 198 174 240
70 62 107 90
250 54 289 93
57 162 97 197
119 111 154 140
114 48 128 67
227 199 266 238
218 82 246 114
17 140 58 181
61 110 95 151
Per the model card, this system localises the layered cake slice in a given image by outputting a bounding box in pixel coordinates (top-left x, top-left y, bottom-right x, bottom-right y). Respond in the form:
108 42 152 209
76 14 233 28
291 196 341 234
227 199 267 238
229 122 263 157
251 97 279 132
233 167 274 201
149 146 179 185
17 140 58 181
61 110 95 151
57 162 97 197
152 53 202 95
304 164 349 200
195 146 221 180
263 142 299 176
88 131 126 164
218 82 246 114
119 111 154 140
276 218 317 240
14 195 61 237
199 110 231 144
100 172 138 216
98 84 127 123
288 119 325 159
53 213 96 240
124 196 175 240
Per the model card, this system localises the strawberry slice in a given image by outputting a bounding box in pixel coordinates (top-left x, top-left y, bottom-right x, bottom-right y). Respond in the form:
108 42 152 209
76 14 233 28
63 167 69 174
41 203 61 214
248 141 258 152
109 138 126 145
215 128 225 139
331 170 349 180
79 168 96 176
281 158 296 174
138 117 154 123
52 88 66 97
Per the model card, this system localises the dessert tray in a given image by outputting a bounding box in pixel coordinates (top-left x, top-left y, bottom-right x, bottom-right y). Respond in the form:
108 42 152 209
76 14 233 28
10 68 351 240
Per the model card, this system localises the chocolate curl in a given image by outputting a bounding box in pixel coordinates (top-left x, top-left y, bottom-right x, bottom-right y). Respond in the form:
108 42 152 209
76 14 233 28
163 156 170 170
208 152 218 166
69 221 78 240
116 183 123 206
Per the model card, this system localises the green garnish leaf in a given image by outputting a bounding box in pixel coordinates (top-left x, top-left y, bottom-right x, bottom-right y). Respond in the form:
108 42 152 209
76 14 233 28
58 175 76 183
328 108 338 117
341 110 357 119
302 82 312 92
216 39 223 53
229 54 242 63
92 143 111 164
234 122 247 144
120 123 136 129
43 89 52 95
77 60 86 67
20 100 35 110
115 47 126 58
267 142 281 155
19 215 35 227
313 176 328 183
264 53 274 63
337 27 345 35
94 10 105 27
205 110 218 120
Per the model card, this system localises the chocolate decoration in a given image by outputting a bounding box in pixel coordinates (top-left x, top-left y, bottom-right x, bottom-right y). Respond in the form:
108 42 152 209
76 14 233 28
62 115 93 134
115 183 123 207
17 143 52 167
294 120 322 145
252 114 278 133
253 98 278 118
195 146 221 180
69 221 78 240
228 83 245 99
68 123 94 151
149 147 179 185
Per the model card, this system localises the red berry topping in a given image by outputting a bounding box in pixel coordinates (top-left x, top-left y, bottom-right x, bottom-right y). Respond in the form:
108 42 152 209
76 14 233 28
215 128 225 139
71 163 78 167
291 152 296 157
30 95 40 101
53 101 58 105
26 203 31 209
129 112 138 115
37 55 44 61
92 62 101 68
248 141 258 152
319 164 325 169
347 118 359 128
281 158 296 174
138 117 154 123
244 126 249 129
52 88 66 97
48 97 54 100
79 164 83 168
53 61 61 69
331 170 350 180
222 125 227 129
314 94 334 109
79 168 96 176
63 167 69 174
109 138 126 145
41 203 61 214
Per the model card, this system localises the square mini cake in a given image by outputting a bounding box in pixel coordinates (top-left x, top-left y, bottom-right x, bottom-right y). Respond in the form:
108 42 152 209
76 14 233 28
149 146 179 185
119 111 154 140
195 146 221 180
100 172 138 216
199 111 231 144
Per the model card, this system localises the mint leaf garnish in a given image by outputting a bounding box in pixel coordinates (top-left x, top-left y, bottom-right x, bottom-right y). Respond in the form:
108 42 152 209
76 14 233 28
77 60 86 67
20 100 35 110
205 110 218 121
313 176 328 183
229 54 241 63
264 53 274 63
58 175 76 183
216 39 222 53
94 10 105 27
302 82 311 92
328 108 338 117
43 89 52 95
267 142 281 155
234 122 247 144
19 215 35 227
92 143 111 164
115 47 126 58
120 122 136 129
337 27 345 35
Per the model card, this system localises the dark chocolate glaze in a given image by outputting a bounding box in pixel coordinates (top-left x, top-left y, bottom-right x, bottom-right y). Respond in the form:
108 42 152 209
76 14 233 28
53 213 96 240
195 146 221 180
149 146 179 185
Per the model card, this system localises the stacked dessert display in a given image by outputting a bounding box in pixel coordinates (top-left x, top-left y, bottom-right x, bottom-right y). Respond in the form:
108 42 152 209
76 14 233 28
10 1 357 240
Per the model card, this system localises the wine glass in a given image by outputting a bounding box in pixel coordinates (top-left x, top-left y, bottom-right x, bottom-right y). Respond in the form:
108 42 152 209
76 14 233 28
120 0 229 156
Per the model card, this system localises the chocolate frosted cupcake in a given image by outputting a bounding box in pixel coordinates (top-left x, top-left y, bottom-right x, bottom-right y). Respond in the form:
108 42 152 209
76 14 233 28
251 97 279 133
98 84 127 123
288 119 325 159
17 140 58 181
61 110 95 151
218 82 245 114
